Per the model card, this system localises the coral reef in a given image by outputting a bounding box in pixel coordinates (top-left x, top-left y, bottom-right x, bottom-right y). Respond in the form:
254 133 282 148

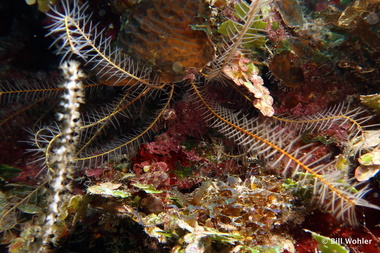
263 0 380 115
1 0 380 252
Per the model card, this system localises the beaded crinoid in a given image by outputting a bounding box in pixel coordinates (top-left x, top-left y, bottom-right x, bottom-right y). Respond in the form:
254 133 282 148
1 0 380 252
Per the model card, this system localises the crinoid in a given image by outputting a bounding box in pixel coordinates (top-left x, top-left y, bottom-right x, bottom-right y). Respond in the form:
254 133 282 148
1 0 380 252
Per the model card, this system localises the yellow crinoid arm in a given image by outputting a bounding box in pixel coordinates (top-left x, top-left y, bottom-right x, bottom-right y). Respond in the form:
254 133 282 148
190 81 380 226
74 83 175 166
46 0 162 89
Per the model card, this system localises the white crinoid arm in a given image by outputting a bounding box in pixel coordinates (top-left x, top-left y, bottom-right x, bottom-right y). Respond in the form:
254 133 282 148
206 0 271 81
191 82 380 227
46 0 159 88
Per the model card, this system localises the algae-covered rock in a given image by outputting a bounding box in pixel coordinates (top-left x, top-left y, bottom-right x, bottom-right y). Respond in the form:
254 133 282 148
360 94 380 114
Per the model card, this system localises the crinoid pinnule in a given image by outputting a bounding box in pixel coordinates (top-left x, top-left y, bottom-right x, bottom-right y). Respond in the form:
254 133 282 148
119 0 215 83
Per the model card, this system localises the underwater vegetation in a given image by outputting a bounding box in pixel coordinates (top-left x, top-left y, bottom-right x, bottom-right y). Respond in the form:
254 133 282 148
0 0 380 252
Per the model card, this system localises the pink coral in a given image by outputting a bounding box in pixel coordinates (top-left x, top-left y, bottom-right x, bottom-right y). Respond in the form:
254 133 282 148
223 51 274 116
